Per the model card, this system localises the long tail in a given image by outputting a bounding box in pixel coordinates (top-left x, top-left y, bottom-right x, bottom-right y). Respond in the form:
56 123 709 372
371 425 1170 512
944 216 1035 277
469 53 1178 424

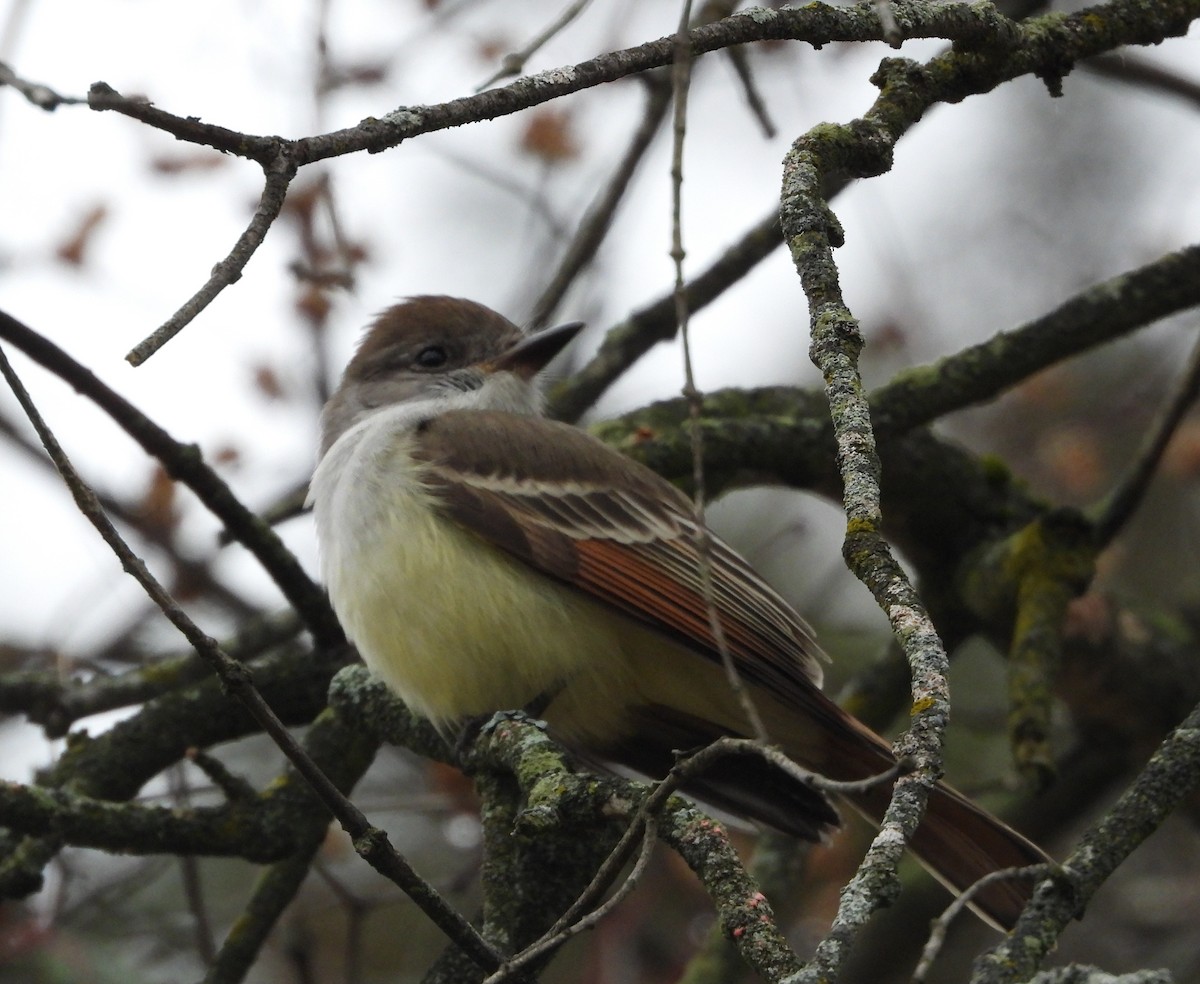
790 694 1050 931
598 673 1049 930
622 691 1050 930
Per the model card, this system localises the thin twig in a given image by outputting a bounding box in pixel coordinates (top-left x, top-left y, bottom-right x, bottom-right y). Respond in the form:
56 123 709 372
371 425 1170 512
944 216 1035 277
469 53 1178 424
422 143 570 241
527 73 673 330
169 766 217 965
126 153 297 365
317 171 358 289
1084 50 1200 110
186 747 259 803
871 243 1200 438
311 861 373 984
0 407 259 620
483 817 659 984
664 734 907 797
671 0 769 744
0 60 85 110
1091 331 1200 546
87 82 281 162
0 309 342 647
0 344 505 977
478 726 845 983
913 863 1055 983
737 740 907 796
475 0 595 91
874 0 904 46
723 45 777 137
546 207 785 422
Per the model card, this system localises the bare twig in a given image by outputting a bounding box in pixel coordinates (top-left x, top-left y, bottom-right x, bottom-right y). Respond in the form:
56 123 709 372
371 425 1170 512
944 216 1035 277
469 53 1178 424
424 143 570 240
169 766 217 965
311 861 373 984
483 816 659 984
87 82 281 162
316 172 359 291
0 60 84 110
738 739 907 796
0 309 342 647
1092 330 1200 546
973 701 1200 983
696 0 778 135
547 207 783 421
185 747 259 803
475 0 595 91
125 153 297 365
1084 50 1200 110
871 244 1200 438
527 74 673 329
913 863 1055 982
668 0 768 743
724 45 777 137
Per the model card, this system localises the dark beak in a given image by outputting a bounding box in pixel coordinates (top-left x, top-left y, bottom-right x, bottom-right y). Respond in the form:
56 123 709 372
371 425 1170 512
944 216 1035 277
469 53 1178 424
486 320 585 379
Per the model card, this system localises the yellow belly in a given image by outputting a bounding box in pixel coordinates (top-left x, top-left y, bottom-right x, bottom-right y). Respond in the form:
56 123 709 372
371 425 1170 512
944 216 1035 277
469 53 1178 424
311 415 774 751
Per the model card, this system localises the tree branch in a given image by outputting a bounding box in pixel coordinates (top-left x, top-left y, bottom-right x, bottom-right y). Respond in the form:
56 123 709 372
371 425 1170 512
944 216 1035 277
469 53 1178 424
124 151 298 365
547 208 784 422
872 244 1200 438
971 701 1200 983
0 310 343 648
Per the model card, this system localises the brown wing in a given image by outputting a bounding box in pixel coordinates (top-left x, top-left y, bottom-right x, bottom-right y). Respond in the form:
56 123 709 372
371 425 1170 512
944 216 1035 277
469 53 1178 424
410 409 824 698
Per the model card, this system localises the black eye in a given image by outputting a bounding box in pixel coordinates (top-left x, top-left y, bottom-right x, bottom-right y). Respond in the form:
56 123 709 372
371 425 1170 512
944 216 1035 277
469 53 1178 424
414 345 448 369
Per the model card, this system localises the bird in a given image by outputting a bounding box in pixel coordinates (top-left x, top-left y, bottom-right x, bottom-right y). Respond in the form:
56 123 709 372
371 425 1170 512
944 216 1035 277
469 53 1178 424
308 294 1049 930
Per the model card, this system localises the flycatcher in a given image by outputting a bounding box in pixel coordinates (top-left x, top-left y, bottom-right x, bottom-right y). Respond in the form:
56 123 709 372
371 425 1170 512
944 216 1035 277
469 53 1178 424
309 295 1048 929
